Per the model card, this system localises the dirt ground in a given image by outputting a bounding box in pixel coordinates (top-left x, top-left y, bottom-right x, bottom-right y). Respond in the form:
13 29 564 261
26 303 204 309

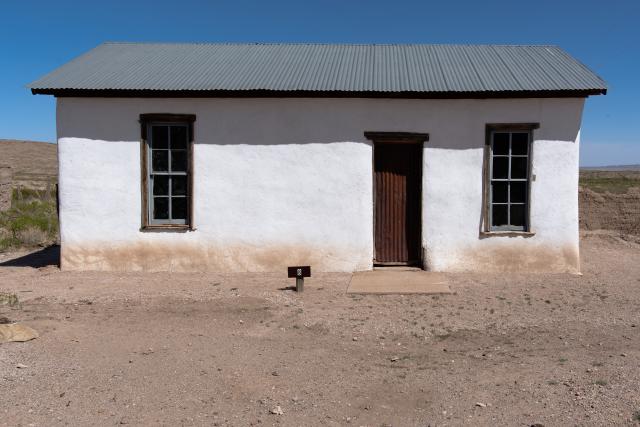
1 231 639 426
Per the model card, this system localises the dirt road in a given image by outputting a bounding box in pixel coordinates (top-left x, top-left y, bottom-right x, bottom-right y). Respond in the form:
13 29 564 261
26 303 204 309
1 231 639 426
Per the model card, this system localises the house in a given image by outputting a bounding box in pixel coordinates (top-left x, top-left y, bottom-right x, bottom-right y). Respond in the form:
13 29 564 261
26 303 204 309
28 43 606 273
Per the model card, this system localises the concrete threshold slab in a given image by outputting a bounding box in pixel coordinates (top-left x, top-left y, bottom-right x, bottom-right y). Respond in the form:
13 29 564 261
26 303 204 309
347 270 451 295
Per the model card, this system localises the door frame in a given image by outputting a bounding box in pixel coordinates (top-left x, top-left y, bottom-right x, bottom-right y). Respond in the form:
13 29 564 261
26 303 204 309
364 132 429 268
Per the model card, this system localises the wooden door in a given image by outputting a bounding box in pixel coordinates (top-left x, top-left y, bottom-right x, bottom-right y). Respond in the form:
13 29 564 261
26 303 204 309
374 142 422 265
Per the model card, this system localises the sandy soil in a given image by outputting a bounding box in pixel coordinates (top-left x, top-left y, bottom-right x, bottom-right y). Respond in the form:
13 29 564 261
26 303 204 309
1 231 639 426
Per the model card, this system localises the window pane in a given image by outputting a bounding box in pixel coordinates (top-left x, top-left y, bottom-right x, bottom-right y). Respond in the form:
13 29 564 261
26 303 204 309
172 197 187 220
152 150 168 172
511 133 529 155
511 204 526 227
493 133 509 155
492 204 508 227
171 176 187 196
491 182 508 203
153 197 169 220
153 175 169 196
492 157 509 179
151 126 168 149
170 126 187 149
171 150 187 172
510 182 527 203
511 157 528 179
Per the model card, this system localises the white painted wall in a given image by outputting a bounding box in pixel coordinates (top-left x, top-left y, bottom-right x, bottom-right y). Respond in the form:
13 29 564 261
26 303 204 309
57 97 584 272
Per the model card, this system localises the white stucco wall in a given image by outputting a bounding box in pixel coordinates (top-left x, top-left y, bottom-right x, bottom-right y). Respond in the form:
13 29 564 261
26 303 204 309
56 97 584 272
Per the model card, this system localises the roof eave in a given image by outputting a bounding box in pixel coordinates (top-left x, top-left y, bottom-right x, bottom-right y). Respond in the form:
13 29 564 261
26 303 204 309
30 88 607 98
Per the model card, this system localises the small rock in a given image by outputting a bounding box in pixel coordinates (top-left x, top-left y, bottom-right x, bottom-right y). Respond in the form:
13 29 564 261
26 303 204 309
239 320 244 324
270 406 284 415
620 353 627 357
390 356 399 362
0 324 39 343
475 402 487 408
352 337 358 341
16 363 28 369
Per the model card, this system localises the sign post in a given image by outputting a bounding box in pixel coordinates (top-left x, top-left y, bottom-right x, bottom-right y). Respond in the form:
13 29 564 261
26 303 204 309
287 266 311 292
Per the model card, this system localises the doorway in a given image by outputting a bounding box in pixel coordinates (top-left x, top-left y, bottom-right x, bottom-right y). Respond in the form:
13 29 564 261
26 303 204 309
372 137 424 266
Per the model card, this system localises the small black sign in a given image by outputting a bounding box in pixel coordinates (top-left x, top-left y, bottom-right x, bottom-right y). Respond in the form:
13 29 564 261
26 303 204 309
287 266 311 278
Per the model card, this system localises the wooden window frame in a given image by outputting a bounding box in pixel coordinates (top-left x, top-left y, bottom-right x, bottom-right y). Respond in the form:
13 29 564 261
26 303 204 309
482 123 539 236
140 113 196 231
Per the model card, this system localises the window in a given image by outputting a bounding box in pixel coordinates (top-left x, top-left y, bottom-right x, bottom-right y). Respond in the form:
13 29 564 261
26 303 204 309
486 124 537 232
140 114 195 229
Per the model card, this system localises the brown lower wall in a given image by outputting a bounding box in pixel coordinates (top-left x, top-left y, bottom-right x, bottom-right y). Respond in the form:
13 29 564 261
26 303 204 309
59 241 372 272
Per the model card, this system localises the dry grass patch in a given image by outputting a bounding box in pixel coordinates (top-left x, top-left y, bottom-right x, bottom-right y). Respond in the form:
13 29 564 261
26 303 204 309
580 170 640 194
0 186 58 251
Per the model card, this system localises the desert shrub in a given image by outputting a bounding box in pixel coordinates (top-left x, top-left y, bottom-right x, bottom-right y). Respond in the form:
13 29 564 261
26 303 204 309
15 226 49 246
0 227 15 251
0 292 19 307
0 184 58 250
13 187 44 202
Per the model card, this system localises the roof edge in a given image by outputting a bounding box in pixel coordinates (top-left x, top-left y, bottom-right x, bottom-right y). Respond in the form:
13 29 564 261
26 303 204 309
97 41 563 47
31 88 607 98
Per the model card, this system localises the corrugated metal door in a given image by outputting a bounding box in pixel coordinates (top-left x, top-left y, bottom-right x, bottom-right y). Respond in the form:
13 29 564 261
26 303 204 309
374 143 422 265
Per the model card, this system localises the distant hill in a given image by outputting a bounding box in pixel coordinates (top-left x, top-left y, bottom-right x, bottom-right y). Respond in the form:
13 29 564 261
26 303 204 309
581 164 640 171
0 139 57 188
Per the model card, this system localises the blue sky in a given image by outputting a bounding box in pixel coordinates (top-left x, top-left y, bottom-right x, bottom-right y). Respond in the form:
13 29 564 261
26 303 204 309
1 0 638 166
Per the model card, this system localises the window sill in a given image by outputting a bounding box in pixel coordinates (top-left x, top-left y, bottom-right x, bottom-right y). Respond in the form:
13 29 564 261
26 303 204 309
140 225 194 232
480 230 535 238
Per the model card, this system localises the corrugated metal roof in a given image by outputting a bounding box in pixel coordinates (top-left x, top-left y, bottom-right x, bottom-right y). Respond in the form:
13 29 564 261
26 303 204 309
28 43 607 95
